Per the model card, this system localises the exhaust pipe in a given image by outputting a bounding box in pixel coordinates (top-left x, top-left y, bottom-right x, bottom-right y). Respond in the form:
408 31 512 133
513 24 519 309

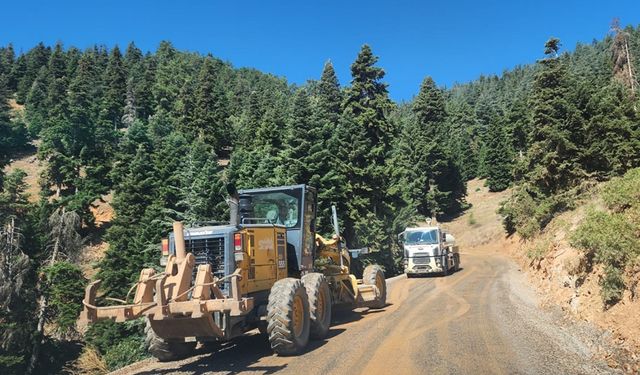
228 197 239 226
226 183 240 226
173 221 187 260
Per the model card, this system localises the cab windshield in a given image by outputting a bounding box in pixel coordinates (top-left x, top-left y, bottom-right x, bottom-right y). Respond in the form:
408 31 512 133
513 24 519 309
251 191 301 228
405 229 439 245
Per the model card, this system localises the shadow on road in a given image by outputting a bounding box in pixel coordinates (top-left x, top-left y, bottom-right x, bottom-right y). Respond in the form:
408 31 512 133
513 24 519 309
407 267 465 279
135 305 392 375
137 333 285 375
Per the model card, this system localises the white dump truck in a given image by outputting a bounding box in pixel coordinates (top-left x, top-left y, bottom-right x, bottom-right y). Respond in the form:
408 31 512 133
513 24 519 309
400 226 460 277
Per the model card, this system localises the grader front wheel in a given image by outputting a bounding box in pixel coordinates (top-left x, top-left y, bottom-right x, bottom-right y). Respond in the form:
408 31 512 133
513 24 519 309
363 265 387 309
267 278 310 355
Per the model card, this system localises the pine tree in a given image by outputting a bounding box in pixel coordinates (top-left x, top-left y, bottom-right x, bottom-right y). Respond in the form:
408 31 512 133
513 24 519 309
310 61 345 234
153 41 187 117
44 43 69 121
474 92 498 178
0 44 16 89
485 115 512 191
504 96 531 159
65 47 81 79
446 99 478 181
0 76 28 187
16 43 50 103
393 77 466 218
69 50 113 197
317 61 342 126
281 88 316 184
100 46 126 130
188 57 230 151
98 145 157 296
521 38 583 196
582 82 640 176
122 42 144 126
25 67 49 135
0 78 13 187
179 140 225 223
39 50 97 198
337 45 395 249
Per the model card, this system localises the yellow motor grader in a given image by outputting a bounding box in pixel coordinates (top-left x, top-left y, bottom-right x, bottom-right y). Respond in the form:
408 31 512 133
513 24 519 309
81 184 386 361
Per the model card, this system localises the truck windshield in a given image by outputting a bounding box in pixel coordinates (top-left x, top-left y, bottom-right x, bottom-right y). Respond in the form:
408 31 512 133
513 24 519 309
405 230 438 245
251 191 300 228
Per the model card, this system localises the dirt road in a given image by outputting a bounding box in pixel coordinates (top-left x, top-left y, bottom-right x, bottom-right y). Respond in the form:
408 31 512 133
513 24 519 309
116 246 617 375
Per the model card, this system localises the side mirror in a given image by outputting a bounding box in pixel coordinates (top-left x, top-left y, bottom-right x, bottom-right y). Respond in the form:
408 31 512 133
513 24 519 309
348 247 369 259
397 232 405 243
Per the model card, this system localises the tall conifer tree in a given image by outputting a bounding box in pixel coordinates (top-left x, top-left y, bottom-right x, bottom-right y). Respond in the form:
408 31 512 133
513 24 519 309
337 45 395 249
521 38 583 196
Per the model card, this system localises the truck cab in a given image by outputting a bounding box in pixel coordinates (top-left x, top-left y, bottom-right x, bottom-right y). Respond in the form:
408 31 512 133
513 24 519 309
400 226 460 277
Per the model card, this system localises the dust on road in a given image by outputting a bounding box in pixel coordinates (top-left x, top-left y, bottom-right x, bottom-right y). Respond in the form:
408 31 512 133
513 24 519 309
113 246 616 375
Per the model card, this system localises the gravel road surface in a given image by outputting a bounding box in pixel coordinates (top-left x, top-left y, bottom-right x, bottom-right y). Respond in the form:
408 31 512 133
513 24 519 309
113 247 617 375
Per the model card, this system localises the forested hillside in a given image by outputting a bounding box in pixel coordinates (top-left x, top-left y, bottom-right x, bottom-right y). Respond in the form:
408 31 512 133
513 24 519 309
1 21 640 373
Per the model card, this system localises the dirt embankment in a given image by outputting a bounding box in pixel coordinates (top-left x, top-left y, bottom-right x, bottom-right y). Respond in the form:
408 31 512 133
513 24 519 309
507 202 640 372
451 179 639 373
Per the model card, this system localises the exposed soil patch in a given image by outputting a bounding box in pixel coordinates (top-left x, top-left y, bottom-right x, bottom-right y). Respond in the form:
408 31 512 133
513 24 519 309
8 98 25 112
3 141 42 202
90 193 115 226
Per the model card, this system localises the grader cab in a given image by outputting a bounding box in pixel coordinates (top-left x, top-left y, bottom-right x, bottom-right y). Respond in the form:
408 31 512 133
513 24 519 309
81 184 386 361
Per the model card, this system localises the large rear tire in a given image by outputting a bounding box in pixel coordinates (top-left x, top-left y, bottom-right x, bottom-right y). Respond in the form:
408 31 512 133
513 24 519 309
454 254 460 272
145 320 196 362
301 273 332 340
363 265 386 309
267 278 310 355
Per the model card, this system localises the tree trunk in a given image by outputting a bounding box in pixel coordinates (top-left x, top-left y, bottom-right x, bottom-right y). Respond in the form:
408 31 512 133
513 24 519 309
26 209 63 375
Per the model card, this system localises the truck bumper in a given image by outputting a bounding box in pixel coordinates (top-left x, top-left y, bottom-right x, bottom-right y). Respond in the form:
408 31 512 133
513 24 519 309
404 256 445 274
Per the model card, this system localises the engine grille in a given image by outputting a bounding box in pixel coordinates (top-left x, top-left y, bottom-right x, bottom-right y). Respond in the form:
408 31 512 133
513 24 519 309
412 256 430 265
185 236 226 281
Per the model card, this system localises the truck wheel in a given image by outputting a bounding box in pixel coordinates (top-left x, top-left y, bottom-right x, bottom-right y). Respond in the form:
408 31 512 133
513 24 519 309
363 265 386 309
267 278 310 355
442 255 449 276
454 254 460 272
145 320 196 362
301 273 332 340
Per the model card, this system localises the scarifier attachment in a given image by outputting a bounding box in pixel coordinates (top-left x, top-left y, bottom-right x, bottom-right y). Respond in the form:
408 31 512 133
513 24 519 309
80 221 253 340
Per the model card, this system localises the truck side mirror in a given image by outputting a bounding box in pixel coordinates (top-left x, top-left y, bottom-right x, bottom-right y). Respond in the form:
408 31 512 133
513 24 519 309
397 232 405 242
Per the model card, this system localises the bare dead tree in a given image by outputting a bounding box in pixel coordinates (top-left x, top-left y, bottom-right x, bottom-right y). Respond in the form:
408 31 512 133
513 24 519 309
26 207 84 374
611 18 638 109
0 217 31 365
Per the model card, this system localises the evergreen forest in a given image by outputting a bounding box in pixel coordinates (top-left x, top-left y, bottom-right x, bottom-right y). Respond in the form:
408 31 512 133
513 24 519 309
1 22 640 373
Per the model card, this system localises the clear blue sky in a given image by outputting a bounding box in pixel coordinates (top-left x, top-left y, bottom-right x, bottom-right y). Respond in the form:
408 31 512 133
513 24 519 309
2 0 640 101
